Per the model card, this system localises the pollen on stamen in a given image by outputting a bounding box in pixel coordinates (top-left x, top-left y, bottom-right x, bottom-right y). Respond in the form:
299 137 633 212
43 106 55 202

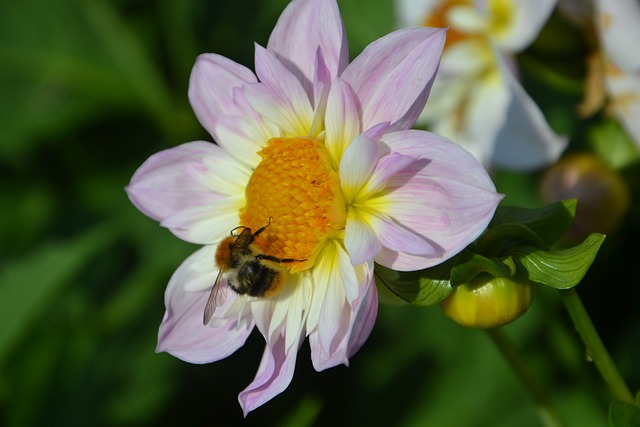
239 137 346 273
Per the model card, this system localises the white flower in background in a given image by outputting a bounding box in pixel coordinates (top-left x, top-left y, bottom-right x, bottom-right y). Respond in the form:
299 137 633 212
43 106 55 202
396 0 568 170
558 0 640 150
595 0 640 148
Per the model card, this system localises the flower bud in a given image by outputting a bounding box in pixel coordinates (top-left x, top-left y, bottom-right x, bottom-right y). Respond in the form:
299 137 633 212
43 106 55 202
440 275 534 329
539 153 630 241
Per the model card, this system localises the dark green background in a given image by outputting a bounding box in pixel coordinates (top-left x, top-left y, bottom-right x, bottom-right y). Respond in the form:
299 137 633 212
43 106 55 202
1 0 638 425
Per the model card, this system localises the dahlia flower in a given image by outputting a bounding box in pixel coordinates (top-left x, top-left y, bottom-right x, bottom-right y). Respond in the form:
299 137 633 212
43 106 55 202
127 0 501 414
396 0 568 170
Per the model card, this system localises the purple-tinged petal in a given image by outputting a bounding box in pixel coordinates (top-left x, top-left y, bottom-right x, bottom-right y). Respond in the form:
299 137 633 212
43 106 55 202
339 134 378 202
369 213 443 257
306 241 360 359
313 242 351 353
213 86 279 168
157 246 254 364
363 121 392 141
250 274 311 352
492 52 568 170
345 210 382 266
160 196 243 244
310 48 331 136
377 130 503 270
309 261 376 371
245 45 314 136
325 78 361 167
239 330 303 416
126 142 227 223
347 277 378 358
361 152 416 198
341 27 446 131
267 0 348 98
188 54 258 137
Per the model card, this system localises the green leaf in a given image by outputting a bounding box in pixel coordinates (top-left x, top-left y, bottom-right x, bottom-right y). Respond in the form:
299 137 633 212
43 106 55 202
512 233 605 289
476 223 552 256
610 400 640 427
450 251 517 286
374 260 454 307
589 118 640 170
490 200 577 246
0 223 116 366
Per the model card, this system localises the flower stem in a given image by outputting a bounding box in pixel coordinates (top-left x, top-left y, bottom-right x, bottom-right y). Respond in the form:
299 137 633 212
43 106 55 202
559 288 634 404
487 328 566 427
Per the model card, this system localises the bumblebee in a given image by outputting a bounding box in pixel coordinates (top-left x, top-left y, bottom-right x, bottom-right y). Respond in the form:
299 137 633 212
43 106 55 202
203 219 305 325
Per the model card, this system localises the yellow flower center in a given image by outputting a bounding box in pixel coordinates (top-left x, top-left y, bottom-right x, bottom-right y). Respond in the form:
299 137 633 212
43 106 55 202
239 137 346 273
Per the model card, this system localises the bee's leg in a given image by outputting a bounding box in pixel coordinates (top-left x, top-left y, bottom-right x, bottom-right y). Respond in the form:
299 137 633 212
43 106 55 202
256 254 306 263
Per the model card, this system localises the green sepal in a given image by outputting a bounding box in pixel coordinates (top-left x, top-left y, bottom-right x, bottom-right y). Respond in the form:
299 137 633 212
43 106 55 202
374 259 454 307
449 251 517 287
609 399 640 427
509 233 605 289
489 199 577 247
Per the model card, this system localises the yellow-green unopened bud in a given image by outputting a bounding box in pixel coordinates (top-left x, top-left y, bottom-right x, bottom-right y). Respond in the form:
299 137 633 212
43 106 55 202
440 275 534 329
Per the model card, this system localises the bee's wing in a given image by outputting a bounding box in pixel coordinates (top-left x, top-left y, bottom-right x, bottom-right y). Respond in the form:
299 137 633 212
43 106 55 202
203 269 228 325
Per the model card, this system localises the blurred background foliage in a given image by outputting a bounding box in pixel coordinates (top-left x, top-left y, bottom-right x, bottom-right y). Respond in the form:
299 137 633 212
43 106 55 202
0 0 638 426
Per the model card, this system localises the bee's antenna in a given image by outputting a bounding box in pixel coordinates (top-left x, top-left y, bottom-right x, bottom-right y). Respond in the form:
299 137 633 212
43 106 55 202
254 217 273 236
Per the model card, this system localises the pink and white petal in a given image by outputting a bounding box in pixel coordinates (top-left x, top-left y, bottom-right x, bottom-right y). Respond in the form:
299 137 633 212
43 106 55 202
363 121 392 141
126 141 228 223
377 130 502 270
345 209 382 266
188 54 258 137
309 302 350 370
374 174 501 270
309 261 376 371
157 246 254 364
493 0 557 53
238 329 304 416
325 78 361 167
283 274 312 350
267 0 348 97
492 53 568 170
596 0 640 72
339 134 378 202
379 129 496 190
341 27 446 131
250 273 310 351
347 275 378 358
213 115 270 169
360 152 417 199
310 48 331 136
160 195 243 244
311 241 349 353
251 44 314 135
368 212 443 258
313 48 332 112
